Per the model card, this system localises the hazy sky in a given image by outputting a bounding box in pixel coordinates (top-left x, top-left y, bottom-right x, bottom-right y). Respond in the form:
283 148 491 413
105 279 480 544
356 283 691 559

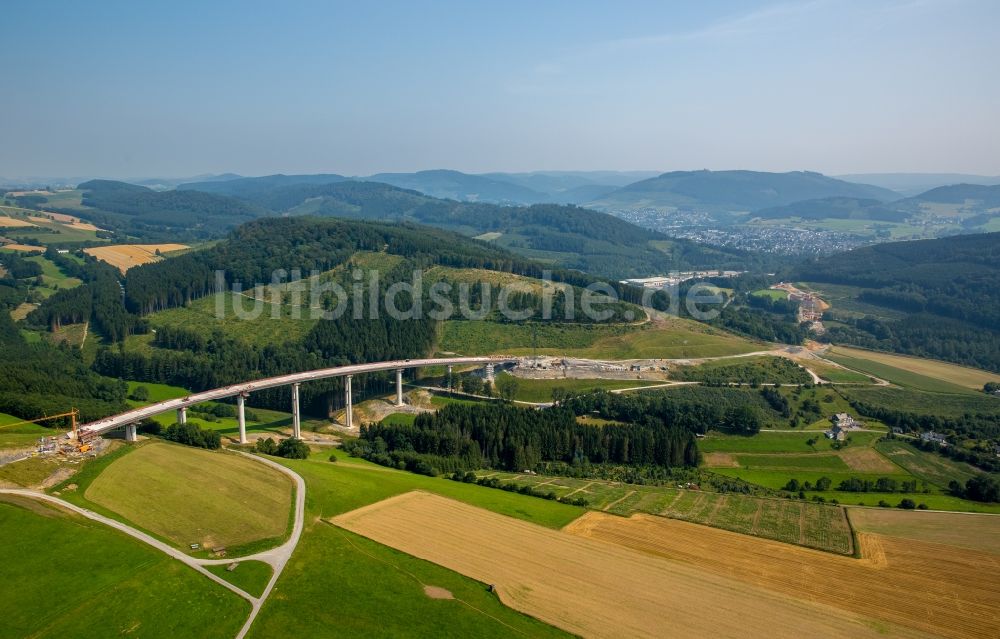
2 0 998 179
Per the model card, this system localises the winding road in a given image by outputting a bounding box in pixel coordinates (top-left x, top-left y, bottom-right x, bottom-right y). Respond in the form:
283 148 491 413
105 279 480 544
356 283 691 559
0 451 305 639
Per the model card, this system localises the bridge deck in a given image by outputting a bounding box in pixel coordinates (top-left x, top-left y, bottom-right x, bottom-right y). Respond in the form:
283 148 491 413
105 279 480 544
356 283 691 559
79 356 510 436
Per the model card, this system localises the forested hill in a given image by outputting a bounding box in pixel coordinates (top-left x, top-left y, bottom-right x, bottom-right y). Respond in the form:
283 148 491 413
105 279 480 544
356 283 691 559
795 232 1000 371
76 179 267 237
98 216 642 416
902 183 1000 207
588 170 899 212
123 215 639 315
182 179 750 279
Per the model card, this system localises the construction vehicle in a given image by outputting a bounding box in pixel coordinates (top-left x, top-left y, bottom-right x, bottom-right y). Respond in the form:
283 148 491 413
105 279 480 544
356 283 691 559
0 409 82 446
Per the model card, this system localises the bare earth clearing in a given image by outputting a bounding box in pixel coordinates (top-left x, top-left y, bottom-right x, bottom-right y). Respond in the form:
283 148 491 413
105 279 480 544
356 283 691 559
332 491 902 639
567 510 1000 639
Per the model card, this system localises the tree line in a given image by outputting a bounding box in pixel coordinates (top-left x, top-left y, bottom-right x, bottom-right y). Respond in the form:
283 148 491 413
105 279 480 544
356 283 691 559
349 401 699 474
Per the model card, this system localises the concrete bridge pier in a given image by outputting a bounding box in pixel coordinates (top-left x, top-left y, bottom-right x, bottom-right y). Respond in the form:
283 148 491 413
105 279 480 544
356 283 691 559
345 375 353 430
395 369 404 406
176 407 187 424
291 383 301 439
237 393 248 444
124 423 137 442
447 365 453 392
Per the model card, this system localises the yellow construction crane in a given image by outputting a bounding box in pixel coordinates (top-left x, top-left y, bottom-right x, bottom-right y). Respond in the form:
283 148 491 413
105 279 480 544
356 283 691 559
0 409 79 438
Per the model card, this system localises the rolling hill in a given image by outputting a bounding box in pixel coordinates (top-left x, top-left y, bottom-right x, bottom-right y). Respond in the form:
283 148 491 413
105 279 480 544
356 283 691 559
182 179 751 279
588 170 900 212
76 179 267 238
902 183 1000 208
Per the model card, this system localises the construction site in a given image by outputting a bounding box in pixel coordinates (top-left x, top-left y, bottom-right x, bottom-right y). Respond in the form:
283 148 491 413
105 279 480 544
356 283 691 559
0 410 109 470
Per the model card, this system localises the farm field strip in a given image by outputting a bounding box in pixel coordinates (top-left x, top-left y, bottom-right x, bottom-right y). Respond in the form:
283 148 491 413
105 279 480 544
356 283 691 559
828 346 1000 390
875 440 980 489
482 471 853 554
0 243 45 252
848 507 1000 554
0 215 39 227
332 491 887 639
567 510 1000 639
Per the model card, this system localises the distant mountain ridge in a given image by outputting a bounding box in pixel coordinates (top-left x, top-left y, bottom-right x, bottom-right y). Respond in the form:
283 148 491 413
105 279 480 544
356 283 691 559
69 177 751 278
181 169 657 206
587 170 900 212
836 173 1000 197
363 169 547 204
179 173 348 198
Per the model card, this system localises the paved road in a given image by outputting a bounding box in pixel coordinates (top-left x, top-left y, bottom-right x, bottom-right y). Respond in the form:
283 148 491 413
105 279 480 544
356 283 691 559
0 451 306 639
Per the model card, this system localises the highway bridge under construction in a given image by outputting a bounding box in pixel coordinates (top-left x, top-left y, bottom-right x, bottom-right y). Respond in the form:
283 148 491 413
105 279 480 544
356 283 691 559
76 356 514 444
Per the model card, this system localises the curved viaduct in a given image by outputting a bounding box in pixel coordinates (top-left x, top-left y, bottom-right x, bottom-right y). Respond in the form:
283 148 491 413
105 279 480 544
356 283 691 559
78 356 514 443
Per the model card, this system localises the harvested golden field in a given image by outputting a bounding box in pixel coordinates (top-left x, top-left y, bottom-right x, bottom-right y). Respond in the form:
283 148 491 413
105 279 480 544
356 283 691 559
848 507 1000 555
567 511 1000 639
37 211 100 230
0 243 45 253
332 491 898 639
83 243 188 272
829 345 1000 389
0 215 37 228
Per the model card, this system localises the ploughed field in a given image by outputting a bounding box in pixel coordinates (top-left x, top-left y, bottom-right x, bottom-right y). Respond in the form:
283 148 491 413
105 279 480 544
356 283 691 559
332 491 890 639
